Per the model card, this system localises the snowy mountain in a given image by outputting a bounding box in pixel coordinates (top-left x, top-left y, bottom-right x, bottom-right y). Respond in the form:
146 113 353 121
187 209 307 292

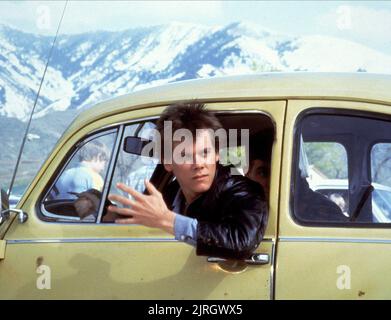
2 21 391 194
1 21 391 121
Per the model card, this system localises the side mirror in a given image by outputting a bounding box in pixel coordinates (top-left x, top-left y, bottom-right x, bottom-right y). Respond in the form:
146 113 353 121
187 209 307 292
123 137 154 157
0 188 28 225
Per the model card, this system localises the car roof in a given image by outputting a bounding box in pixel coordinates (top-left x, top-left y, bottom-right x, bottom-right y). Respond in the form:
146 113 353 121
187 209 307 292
69 72 391 134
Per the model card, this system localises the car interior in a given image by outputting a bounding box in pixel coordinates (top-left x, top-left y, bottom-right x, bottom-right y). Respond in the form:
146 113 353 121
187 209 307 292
294 111 391 225
41 112 275 223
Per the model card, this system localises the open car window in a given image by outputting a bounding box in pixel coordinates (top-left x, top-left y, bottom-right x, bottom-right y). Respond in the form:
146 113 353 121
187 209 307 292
39 112 275 224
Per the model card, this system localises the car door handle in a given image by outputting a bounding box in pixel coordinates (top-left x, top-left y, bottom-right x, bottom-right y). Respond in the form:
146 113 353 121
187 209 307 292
207 253 270 265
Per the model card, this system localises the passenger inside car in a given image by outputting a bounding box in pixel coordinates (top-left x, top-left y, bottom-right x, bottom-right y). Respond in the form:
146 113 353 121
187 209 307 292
43 138 112 221
329 193 349 217
294 171 347 223
54 140 109 199
246 130 273 199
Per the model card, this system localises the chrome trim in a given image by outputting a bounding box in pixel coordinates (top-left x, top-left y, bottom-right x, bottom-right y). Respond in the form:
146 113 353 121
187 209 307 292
0 209 28 225
6 237 275 245
6 238 178 244
270 239 276 300
39 211 81 222
207 253 269 265
16 209 28 223
97 125 124 223
279 236 391 244
249 253 269 265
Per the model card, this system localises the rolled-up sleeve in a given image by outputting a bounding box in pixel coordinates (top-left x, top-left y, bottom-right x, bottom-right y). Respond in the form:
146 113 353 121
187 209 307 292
174 213 198 247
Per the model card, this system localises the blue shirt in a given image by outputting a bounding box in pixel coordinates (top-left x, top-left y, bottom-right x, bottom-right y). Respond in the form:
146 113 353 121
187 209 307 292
172 189 198 247
55 163 103 199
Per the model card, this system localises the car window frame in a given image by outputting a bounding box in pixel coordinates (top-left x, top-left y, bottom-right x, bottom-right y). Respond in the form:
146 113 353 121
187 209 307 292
37 115 161 224
98 121 161 223
37 109 277 225
38 128 120 223
370 139 391 183
291 107 391 229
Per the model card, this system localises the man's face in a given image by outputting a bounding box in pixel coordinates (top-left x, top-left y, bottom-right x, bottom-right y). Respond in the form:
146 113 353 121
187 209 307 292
246 159 270 198
164 129 219 203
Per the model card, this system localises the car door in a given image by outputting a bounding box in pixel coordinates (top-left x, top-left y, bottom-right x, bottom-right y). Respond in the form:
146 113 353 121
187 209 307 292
276 99 391 299
0 101 285 299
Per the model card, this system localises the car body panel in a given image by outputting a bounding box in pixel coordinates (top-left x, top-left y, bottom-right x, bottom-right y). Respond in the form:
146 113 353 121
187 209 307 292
1 100 285 299
2 73 391 299
276 241 391 299
1 240 274 299
275 98 391 299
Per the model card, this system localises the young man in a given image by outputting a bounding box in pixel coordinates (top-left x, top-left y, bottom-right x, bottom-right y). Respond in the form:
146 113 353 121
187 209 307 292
108 103 268 259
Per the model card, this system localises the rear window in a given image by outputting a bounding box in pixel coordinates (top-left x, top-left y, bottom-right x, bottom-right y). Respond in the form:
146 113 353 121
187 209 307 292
292 110 391 227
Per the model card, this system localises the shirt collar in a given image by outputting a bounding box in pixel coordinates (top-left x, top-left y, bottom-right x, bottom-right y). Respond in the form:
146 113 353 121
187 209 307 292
172 189 184 214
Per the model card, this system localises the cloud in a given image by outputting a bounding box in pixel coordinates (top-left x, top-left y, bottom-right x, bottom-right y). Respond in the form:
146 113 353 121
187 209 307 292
62 1 224 33
318 5 391 53
0 1 65 35
2 0 390 56
0 1 225 35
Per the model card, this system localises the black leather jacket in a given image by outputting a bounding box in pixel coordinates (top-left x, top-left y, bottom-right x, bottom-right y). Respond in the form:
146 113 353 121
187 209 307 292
164 164 268 260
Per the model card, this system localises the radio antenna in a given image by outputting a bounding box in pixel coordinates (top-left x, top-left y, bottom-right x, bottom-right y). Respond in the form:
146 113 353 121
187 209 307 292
8 1 68 197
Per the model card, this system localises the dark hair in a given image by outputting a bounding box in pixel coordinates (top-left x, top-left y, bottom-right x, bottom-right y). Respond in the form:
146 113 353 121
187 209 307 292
248 130 273 163
155 102 223 160
79 140 109 162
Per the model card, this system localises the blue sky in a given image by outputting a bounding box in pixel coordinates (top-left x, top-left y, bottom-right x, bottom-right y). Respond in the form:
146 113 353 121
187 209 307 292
1 1 391 54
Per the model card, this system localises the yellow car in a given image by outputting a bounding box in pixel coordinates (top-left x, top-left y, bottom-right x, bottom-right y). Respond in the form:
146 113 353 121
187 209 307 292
1 72 391 299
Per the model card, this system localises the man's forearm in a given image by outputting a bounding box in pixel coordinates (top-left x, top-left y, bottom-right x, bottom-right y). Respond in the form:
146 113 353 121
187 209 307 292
174 213 198 247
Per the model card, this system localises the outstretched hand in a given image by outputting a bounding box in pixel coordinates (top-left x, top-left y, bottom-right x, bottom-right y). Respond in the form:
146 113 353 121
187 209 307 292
107 180 175 235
